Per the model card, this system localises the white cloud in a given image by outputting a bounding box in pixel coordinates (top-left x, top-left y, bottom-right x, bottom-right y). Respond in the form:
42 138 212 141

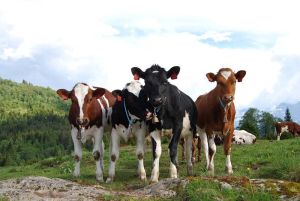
0 0 300 110
198 31 232 42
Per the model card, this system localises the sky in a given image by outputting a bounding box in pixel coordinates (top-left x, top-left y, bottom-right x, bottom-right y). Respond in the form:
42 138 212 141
0 0 300 110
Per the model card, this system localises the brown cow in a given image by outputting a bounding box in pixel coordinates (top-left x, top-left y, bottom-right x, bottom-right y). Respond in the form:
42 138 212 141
195 68 246 175
57 83 116 182
275 121 300 141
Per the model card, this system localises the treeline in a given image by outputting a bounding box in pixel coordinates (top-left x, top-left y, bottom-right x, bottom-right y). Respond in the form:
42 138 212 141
237 108 289 139
0 78 72 166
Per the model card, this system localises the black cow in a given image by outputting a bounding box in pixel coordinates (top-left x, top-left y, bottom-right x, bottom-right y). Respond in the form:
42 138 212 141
106 81 152 183
132 64 198 182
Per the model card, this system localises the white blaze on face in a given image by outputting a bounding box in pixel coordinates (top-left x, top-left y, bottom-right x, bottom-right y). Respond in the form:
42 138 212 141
281 125 289 133
74 83 89 119
220 70 232 80
125 81 142 97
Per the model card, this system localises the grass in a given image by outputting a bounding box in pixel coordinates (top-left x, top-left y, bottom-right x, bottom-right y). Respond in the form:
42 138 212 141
0 137 299 200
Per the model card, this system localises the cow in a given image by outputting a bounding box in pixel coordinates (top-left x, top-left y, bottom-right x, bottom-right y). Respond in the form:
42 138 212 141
57 83 115 182
275 121 300 141
232 130 256 144
131 64 198 183
106 81 152 183
195 68 246 175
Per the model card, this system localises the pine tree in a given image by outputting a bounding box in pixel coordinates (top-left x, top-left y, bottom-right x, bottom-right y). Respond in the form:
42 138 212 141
284 108 292 122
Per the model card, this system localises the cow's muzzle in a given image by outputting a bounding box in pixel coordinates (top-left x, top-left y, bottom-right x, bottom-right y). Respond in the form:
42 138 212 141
222 95 234 104
76 117 89 127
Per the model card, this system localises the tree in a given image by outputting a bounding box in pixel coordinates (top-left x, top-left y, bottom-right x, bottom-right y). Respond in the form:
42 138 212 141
238 108 260 137
259 112 276 139
284 107 292 122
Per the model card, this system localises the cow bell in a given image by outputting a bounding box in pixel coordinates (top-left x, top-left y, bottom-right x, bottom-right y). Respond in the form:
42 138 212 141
152 114 159 123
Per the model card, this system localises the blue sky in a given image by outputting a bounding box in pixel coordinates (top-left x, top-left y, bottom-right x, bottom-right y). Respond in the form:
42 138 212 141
0 0 300 110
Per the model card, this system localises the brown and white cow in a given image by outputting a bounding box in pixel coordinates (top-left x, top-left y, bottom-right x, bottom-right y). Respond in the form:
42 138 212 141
275 121 300 141
195 68 246 175
57 83 115 182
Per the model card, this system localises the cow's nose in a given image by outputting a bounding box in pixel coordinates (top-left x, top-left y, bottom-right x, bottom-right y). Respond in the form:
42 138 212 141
223 95 233 103
76 118 89 126
153 97 163 106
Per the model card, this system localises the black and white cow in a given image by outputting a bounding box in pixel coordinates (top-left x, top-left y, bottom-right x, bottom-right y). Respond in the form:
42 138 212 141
132 64 198 182
106 81 152 183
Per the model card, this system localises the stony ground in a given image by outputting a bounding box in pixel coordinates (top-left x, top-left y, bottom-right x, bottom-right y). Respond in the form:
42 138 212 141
0 176 299 201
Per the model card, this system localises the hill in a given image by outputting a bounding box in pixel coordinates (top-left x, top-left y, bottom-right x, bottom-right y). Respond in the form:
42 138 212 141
0 78 72 166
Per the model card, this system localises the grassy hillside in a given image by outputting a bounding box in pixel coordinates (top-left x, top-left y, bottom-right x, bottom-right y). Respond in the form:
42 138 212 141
0 138 299 200
0 78 72 166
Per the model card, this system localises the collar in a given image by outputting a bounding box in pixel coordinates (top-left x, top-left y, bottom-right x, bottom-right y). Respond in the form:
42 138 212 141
123 98 138 126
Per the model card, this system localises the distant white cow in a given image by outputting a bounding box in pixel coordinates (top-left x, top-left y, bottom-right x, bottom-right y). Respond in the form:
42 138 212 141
232 130 256 144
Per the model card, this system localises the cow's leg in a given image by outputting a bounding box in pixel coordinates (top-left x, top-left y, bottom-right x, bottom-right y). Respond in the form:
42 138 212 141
208 133 216 175
71 127 82 177
169 124 182 178
185 134 193 176
200 131 209 170
180 138 185 161
197 137 201 162
106 128 120 183
224 129 234 174
192 138 197 164
277 132 282 141
135 125 147 181
150 130 162 183
93 126 104 182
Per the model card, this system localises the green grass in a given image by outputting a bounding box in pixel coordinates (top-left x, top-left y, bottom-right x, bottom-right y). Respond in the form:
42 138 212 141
0 138 299 200
185 179 278 201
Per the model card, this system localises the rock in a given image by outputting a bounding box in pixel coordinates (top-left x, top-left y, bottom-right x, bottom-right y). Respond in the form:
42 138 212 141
0 176 189 200
220 182 232 190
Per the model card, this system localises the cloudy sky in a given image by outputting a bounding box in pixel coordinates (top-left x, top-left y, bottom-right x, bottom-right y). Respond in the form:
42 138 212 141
0 0 300 110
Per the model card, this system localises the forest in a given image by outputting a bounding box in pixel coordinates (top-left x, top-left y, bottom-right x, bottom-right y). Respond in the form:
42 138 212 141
0 78 72 166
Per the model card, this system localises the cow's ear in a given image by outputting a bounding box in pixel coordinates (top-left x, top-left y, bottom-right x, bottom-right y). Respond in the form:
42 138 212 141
112 90 123 102
131 67 145 80
56 89 70 100
235 70 246 82
93 88 105 99
206 73 216 82
167 66 180 80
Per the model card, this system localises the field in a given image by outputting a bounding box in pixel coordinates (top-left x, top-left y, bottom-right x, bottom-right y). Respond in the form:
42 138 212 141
0 138 299 200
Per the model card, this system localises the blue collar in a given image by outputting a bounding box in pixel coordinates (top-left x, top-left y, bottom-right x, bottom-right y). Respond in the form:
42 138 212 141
123 98 137 125
218 97 226 109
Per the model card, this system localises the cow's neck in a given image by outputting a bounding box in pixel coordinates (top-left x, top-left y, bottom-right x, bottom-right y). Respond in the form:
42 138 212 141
210 87 233 135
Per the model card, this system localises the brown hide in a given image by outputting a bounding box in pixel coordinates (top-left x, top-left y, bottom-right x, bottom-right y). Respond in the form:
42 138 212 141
195 68 246 155
57 83 116 129
275 121 300 137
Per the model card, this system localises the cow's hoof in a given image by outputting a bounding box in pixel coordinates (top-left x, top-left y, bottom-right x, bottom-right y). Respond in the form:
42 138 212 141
106 177 114 183
225 167 233 174
96 176 104 183
140 174 147 182
187 165 193 176
73 171 80 177
149 179 159 184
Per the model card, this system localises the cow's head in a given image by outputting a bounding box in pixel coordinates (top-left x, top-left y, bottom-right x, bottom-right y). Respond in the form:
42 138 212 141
131 64 180 107
56 83 105 128
112 81 151 121
206 68 246 105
